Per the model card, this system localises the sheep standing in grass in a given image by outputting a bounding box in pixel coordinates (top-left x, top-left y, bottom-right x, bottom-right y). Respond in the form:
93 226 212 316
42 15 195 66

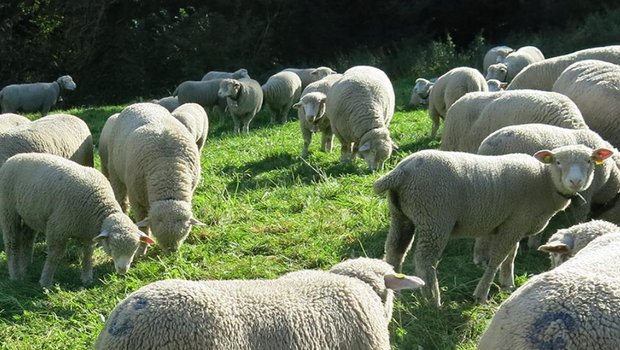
478 232 620 349
326 66 395 171
0 153 152 287
507 45 620 90
94 257 424 350
171 103 209 151
99 103 204 254
486 46 545 83
284 66 337 90
440 90 588 153
218 78 263 134
261 71 302 124
552 59 620 148
0 113 30 130
173 80 222 111
0 75 76 116
374 145 613 305
151 96 179 112
409 78 434 108
483 45 514 75
426 67 487 138
201 68 249 81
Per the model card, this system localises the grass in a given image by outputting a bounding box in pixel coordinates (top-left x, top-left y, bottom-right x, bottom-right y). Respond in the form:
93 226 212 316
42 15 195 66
0 82 564 349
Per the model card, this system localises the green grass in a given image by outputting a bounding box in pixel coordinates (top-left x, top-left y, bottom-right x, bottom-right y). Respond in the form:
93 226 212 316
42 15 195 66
0 85 564 349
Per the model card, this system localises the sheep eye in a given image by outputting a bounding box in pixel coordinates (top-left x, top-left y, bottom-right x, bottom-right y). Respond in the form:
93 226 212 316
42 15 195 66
587 159 592 164
556 161 561 165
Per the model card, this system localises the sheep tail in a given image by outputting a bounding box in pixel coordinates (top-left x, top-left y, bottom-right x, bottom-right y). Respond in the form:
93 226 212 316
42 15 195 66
373 168 402 194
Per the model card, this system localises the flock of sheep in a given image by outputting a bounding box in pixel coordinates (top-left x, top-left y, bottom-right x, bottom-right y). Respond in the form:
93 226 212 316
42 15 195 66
1 43 620 349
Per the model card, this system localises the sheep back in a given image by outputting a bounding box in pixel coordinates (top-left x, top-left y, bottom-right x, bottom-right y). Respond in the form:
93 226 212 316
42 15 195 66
151 96 179 112
482 45 514 75
261 71 302 123
0 113 31 131
171 103 209 151
173 80 221 109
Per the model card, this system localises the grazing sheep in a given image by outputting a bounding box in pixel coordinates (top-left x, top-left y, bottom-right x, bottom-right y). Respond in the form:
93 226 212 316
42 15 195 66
538 220 620 268
427 67 488 138
486 46 545 83
478 232 620 349
0 113 93 168
326 65 395 171
201 68 249 81
507 45 620 90
293 74 343 157
94 257 424 350
409 77 436 108
0 75 76 116
0 113 30 131
552 59 620 148
171 103 209 151
284 66 337 90
0 153 152 287
261 71 302 124
218 78 263 134
483 45 514 75
374 145 613 305
151 96 179 112
408 89 428 108
440 90 588 153
98 103 204 254
172 80 221 110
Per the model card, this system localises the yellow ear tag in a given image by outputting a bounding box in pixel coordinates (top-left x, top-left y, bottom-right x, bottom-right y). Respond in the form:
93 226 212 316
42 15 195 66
595 160 604 165
544 155 553 163
394 273 406 279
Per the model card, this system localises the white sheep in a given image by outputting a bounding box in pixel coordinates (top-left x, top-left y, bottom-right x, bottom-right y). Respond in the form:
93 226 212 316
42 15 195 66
486 46 545 83
261 71 302 124
201 68 249 81
0 75 76 116
326 65 395 171
94 257 424 350
150 96 179 112
293 74 343 157
0 113 93 168
98 103 204 254
374 145 614 305
0 153 153 287
0 113 31 131
552 59 620 149
426 67 488 138
284 66 337 90
507 45 620 90
409 78 434 108
482 45 514 75
485 79 506 92
217 78 263 134
478 232 620 349
440 90 588 153
538 220 620 268
171 103 209 151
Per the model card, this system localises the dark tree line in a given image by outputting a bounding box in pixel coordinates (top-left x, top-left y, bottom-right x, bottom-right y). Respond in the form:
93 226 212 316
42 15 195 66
1 0 618 105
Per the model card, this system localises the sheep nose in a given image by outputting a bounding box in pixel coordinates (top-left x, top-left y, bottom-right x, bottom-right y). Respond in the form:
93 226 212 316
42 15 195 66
569 179 583 188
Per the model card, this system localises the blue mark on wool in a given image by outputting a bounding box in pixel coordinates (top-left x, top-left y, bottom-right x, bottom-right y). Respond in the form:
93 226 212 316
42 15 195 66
132 296 149 310
107 313 133 337
527 311 577 350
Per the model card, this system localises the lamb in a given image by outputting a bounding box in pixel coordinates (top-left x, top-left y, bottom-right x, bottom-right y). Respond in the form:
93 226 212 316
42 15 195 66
284 66 337 90
440 90 588 153
171 103 209 151
426 67 488 138
373 145 614 305
538 220 620 268
0 113 30 131
261 71 302 124
98 103 204 254
507 45 620 90
150 96 179 112
0 113 93 168
201 68 249 81
0 75 76 116
0 153 153 287
217 78 263 134
293 74 343 157
478 232 620 349
326 65 395 171
94 257 424 350
552 59 620 149
486 46 545 83
482 45 514 75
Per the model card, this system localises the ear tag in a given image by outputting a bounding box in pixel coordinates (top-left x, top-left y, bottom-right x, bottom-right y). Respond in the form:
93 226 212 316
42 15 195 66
394 273 406 279
595 160 604 165
544 155 553 163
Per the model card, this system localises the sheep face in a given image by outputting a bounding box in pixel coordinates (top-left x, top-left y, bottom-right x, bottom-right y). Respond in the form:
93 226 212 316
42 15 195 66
311 67 337 80
294 92 326 124
218 79 240 99
486 63 508 81
95 213 152 274
486 79 504 92
413 78 433 99
358 134 393 171
538 235 574 268
57 75 77 91
142 200 203 253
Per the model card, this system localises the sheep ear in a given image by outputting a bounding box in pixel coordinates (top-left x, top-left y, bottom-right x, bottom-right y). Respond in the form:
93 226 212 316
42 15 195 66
189 217 206 226
139 234 155 245
592 148 614 164
359 142 370 152
538 241 570 254
310 69 319 76
292 102 302 109
534 150 554 164
384 273 425 291
93 230 109 243
135 217 150 228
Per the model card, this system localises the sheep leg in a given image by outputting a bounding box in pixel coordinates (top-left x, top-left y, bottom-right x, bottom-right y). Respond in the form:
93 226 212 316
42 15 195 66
473 237 491 269
338 135 354 163
109 174 129 213
301 126 312 157
18 226 37 276
527 234 542 249
2 209 24 280
280 107 288 124
414 224 451 307
498 242 519 291
384 201 415 271
429 108 440 138
231 114 241 134
131 201 151 257
81 243 95 285
242 114 252 134
321 130 334 153
39 237 67 287
473 238 518 303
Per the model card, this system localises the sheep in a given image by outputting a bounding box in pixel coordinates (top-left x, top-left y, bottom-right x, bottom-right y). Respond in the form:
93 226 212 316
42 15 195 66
0 113 93 168
440 90 588 153
94 257 425 350
293 74 343 157
409 78 434 108
538 220 620 268
482 45 514 75
217 78 263 134
0 113 30 131
478 232 620 349
172 79 222 112
284 66 337 90
552 59 620 149
261 71 302 124
507 45 620 91
485 79 506 92
486 46 545 83
150 96 179 112
374 144 614 305
0 153 153 287
201 68 249 81
98 103 204 254
326 65 395 171
426 67 488 138
0 75 76 116
171 103 209 151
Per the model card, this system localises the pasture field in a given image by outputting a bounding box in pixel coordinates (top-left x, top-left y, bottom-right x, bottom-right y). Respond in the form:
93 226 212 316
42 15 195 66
0 80 557 349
